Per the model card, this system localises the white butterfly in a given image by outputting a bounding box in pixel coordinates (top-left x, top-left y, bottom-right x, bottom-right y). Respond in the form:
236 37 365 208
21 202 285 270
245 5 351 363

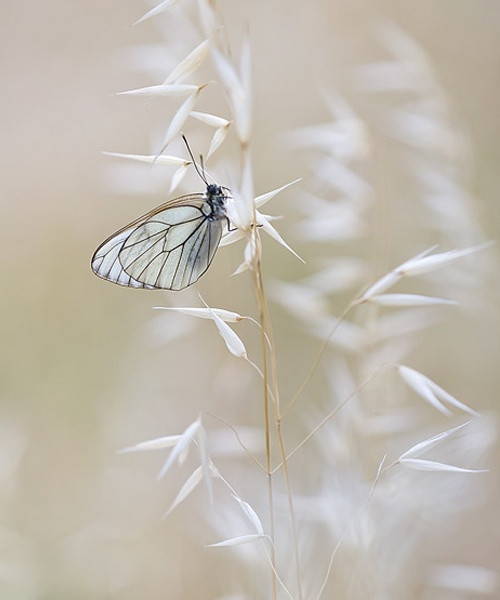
91 179 230 291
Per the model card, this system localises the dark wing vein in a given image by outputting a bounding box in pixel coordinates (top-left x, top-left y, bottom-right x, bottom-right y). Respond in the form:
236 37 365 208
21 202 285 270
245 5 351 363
180 220 210 288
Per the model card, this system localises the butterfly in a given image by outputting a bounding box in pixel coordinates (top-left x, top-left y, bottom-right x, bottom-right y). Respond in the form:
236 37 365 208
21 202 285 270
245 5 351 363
91 140 231 290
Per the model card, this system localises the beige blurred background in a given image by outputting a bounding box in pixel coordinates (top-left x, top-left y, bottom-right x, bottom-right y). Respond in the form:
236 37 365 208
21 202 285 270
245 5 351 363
1 1 499 598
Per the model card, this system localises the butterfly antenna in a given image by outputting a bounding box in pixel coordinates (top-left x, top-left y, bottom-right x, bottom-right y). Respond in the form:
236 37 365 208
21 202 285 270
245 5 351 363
199 153 218 185
182 134 208 185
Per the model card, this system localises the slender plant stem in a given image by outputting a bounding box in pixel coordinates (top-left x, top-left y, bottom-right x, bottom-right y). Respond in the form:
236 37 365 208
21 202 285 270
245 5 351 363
203 412 266 471
253 241 277 600
241 140 278 599
272 366 384 475
282 301 356 419
253 244 303 600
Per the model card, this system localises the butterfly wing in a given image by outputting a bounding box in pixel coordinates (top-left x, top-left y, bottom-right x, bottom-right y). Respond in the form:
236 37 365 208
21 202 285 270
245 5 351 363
91 194 225 290
91 225 155 289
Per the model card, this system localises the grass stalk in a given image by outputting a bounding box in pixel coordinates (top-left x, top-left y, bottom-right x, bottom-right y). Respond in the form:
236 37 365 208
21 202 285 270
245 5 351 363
252 225 303 600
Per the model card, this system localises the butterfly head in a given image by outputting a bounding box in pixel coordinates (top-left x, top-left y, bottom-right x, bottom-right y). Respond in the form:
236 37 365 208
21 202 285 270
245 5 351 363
206 183 223 197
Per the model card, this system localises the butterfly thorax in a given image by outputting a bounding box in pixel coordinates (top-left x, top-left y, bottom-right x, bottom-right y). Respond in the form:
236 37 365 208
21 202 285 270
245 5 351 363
204 184 227 220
